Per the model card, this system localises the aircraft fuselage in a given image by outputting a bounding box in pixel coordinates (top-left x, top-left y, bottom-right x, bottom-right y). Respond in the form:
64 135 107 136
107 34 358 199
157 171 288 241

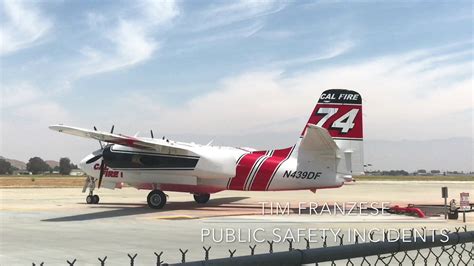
79 142 344 194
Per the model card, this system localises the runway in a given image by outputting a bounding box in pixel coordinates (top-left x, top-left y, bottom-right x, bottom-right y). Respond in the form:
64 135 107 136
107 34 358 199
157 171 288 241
1 181 472 264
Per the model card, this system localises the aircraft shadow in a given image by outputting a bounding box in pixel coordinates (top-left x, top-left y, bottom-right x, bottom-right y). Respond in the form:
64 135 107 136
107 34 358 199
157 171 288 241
42 197 250 222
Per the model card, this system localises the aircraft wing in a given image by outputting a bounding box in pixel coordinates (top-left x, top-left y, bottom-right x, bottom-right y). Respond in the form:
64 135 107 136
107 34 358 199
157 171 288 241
49 125 190 154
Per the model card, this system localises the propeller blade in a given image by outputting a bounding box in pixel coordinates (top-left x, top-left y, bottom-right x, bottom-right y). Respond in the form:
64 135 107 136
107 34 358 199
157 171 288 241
98 160 105 188
85 153 102 164
93 126 103 149
110 125 114 134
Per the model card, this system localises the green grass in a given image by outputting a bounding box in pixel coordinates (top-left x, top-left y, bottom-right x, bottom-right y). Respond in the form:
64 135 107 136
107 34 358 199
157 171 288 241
355 175 474 181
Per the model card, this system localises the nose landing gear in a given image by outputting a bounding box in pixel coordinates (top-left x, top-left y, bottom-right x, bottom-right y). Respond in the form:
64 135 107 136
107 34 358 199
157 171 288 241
83 176 100 204
86 194 100 204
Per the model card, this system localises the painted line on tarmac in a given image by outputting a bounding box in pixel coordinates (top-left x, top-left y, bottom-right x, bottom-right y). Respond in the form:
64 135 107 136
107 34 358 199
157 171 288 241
156 215 198 220
154 212 260 220
202 220 447 224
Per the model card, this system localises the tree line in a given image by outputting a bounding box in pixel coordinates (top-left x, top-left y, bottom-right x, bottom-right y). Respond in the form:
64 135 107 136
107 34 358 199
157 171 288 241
366 169 474 176
0 157 78 175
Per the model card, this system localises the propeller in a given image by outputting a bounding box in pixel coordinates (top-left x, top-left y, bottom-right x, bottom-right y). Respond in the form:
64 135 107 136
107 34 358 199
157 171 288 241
85 153 102 164
91 125 114 188
93 126 103 149
98 159 105 188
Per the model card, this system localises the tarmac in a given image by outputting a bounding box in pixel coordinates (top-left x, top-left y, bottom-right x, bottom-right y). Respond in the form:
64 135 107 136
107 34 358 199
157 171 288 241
0 181 472 265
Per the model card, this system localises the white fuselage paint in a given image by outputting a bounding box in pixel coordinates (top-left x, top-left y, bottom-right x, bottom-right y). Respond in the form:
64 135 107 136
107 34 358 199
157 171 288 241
79 141 345 194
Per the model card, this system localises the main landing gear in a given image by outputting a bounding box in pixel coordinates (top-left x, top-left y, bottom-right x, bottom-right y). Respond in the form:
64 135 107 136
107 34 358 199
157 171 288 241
147 190 167 209
83 176 100 204
193 193 210 204
146 190 211 209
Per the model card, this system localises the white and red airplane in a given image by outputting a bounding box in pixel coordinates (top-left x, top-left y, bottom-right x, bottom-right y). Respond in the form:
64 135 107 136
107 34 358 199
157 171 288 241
49 89 364 209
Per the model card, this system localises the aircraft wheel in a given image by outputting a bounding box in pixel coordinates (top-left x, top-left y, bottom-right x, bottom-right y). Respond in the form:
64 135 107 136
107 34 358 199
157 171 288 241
147 190 167 209
193 193 210 204
86 195 93 204
92 195 100 204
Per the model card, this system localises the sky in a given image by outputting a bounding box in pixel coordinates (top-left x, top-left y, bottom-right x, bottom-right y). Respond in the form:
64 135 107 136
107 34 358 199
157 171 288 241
0 0 473 171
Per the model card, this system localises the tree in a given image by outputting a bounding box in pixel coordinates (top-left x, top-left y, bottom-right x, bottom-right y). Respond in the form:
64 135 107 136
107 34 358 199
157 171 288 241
0 158 14 174
26 157 51 174
59 157 73 175
381 170 408 176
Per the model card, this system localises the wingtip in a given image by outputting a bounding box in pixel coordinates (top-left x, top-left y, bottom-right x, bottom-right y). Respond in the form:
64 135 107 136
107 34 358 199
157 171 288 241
49 124 65 131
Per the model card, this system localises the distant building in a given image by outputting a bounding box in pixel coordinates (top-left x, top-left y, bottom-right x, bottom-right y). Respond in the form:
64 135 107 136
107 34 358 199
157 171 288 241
70 169 85 176
416 169 429 176
13 170 32 175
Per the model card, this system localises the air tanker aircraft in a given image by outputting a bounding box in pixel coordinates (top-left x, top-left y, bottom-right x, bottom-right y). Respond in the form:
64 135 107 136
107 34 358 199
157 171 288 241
50 89 364 209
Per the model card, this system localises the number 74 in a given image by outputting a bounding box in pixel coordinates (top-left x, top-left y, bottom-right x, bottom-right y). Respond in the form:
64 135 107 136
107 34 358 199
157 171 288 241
316 108 359 133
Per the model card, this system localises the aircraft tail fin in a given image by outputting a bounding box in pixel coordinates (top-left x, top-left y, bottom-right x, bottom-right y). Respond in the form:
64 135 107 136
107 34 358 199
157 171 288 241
300 89 364 175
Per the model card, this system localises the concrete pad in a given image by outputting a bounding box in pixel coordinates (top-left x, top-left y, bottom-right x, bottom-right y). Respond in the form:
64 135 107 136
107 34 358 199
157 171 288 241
0 181 472 264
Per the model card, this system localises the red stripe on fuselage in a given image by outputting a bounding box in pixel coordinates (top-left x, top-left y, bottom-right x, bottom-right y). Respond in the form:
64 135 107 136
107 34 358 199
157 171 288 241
249 147 293 191
228 151 266 190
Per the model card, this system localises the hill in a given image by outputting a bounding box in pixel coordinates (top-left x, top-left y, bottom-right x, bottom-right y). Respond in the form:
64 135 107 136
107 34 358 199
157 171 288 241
0 156 26 170
45 160 59 169
0 157 60 170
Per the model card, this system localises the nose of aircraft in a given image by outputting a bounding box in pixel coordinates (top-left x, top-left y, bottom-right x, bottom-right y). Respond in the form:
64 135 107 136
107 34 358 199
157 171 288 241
78 155 89 172
79 150 103 177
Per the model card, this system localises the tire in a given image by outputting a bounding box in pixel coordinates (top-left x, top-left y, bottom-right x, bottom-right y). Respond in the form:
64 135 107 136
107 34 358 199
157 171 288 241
147 190 167 209
86 195 93 204
193 193 210 204
92 195 100 204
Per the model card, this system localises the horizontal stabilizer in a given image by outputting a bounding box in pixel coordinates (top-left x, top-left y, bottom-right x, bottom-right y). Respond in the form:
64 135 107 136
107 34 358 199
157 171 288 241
299 124 339 154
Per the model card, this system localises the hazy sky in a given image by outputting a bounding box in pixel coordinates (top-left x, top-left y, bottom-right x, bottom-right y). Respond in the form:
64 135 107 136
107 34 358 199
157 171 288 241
0 0 472 169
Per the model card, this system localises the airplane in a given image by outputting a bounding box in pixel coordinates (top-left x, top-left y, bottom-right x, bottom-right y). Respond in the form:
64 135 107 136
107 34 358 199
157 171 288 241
49 89 364 209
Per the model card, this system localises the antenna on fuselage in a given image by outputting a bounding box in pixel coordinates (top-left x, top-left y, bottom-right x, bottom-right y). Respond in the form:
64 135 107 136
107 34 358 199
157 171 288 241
150 130 154 139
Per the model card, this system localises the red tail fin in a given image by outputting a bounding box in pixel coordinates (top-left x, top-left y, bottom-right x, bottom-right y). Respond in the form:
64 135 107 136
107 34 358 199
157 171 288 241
302 89 363 140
